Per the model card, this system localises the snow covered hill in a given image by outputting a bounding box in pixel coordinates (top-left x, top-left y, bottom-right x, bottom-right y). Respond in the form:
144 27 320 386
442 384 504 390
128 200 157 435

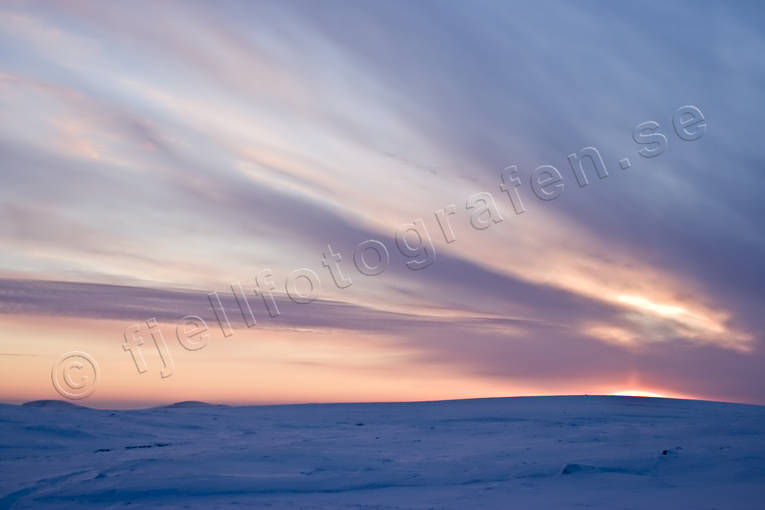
1 396 764 509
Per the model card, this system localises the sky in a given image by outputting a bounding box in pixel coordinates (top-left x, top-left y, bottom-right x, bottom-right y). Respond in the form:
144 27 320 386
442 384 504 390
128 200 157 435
1 0 764 407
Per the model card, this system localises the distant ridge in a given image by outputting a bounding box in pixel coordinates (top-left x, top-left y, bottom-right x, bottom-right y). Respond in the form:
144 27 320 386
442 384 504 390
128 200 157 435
22 400 89 409
160 401 219 408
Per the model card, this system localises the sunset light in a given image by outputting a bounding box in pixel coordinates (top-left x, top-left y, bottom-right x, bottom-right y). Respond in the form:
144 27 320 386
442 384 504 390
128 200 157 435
1 1 764 508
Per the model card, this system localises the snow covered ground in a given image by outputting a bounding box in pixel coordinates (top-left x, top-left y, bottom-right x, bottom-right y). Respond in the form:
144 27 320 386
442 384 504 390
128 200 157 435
1 396 764 509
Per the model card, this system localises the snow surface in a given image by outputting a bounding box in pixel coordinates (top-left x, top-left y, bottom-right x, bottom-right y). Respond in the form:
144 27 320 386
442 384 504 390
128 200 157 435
1 396 764 509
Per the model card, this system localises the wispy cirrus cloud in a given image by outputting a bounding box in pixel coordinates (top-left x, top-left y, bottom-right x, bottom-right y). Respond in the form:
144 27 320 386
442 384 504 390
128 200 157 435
0 0 763 403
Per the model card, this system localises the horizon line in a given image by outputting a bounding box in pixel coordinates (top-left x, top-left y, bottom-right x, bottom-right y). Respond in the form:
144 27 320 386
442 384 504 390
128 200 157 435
4 393 764 411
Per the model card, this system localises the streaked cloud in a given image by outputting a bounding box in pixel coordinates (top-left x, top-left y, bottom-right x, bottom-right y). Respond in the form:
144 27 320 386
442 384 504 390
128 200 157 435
0 0 763 404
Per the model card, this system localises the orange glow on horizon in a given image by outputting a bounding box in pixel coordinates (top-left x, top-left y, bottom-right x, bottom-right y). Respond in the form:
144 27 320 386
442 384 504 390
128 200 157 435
610 389 693 399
